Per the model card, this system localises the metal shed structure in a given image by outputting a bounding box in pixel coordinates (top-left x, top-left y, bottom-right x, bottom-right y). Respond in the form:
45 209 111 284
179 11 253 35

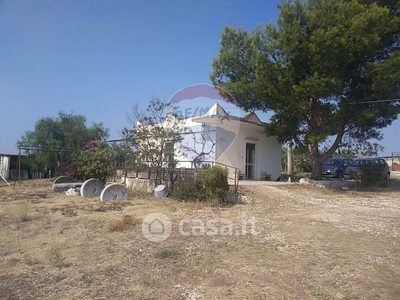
0 153 29 180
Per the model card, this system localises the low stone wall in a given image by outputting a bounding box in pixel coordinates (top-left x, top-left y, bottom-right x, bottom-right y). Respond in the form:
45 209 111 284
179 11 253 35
124 177 155 193
299 178 356 189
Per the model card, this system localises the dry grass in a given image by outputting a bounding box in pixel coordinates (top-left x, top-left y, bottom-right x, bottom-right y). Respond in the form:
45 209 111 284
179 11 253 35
46 246 67 268
0 177 399 299
107 215 139 232
12 201 31 222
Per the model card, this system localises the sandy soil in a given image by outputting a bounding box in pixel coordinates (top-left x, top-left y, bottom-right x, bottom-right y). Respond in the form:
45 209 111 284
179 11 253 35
0 175 399 299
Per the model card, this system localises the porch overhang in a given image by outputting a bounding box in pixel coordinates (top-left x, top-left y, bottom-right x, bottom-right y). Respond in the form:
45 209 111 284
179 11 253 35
191 115 267 131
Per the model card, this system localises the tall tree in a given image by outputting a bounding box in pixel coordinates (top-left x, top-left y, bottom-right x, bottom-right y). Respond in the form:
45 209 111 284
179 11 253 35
210 0 400 178
18 112 109 176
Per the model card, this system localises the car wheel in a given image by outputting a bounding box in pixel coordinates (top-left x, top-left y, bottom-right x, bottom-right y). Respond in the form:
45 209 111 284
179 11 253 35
385 172 390 181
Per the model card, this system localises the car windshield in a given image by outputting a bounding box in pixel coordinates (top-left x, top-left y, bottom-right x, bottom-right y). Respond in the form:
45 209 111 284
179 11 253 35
350 160 373 167
322 159 341 166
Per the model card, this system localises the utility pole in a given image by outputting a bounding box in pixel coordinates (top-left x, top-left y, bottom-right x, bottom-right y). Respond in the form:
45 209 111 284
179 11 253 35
287 141 293 182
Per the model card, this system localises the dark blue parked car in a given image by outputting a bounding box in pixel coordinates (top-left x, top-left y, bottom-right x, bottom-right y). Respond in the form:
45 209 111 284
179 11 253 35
322 158 353 178
344 158 390 181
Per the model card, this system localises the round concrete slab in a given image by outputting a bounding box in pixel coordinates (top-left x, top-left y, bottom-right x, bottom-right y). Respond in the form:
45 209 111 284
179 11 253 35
80 178 105 198
52 182 83 192
100 183 128 201
53 176 73 184
52 176 74 191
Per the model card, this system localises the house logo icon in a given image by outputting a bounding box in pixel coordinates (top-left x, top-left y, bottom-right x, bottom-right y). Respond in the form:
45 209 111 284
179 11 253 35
142 213 172 242
168 83 241 119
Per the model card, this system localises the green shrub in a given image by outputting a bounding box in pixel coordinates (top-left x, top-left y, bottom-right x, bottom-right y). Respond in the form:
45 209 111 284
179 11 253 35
69 140 114 182
172 166 229 203
204 166 229 202
201 163 212 170
358 165 378 186
356 165 388 188
172 177 206 201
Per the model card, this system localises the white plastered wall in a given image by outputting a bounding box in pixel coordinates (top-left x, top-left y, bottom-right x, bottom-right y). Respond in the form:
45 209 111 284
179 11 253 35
174 118 216 168
215 122 282 180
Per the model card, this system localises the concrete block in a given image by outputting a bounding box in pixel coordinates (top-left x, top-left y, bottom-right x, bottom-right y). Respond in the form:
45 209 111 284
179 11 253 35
154 185 168 197
66 188 79 196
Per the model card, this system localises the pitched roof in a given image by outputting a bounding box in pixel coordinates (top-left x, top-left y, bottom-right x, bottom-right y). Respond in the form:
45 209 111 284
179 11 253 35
192 102 266 127
242 112 251 118
243 112 262 125
201 103 263 124
202 103 229 118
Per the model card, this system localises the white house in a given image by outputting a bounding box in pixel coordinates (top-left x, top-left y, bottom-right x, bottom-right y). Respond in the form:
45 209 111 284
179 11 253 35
175 103 282 181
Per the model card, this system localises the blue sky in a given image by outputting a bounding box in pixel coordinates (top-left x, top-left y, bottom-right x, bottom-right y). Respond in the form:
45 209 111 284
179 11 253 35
0 0 398 156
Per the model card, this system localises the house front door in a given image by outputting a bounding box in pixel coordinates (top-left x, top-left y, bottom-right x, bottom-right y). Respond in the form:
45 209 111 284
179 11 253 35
245 143 255 179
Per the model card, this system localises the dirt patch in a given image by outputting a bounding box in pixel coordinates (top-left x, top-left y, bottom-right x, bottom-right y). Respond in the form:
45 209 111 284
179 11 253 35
0 177 399 299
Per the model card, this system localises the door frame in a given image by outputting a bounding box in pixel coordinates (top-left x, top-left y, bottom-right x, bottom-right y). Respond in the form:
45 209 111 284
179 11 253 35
245 143 256 179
